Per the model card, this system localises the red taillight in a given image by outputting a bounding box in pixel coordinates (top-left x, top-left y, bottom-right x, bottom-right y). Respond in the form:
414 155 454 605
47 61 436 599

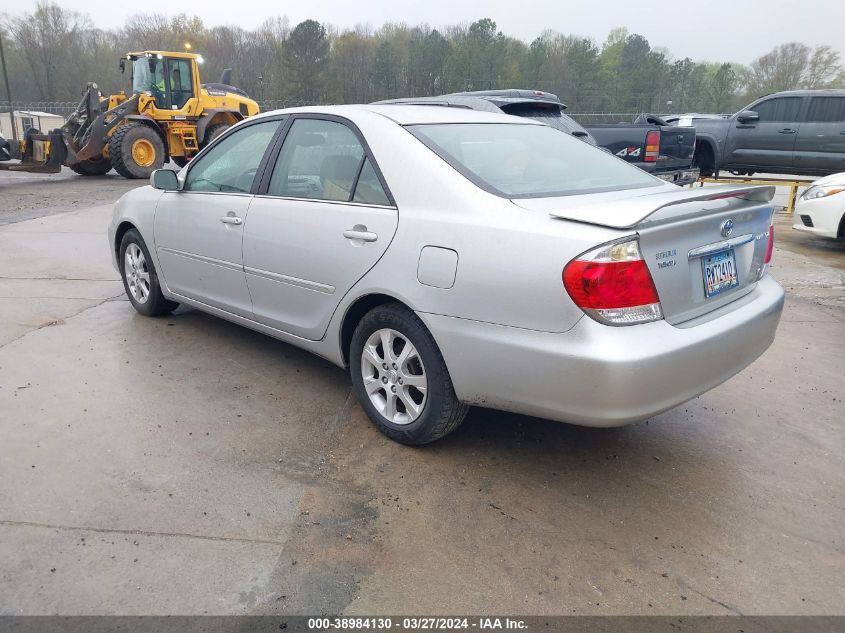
563 260 659 309
764 225 774 264
563 239 663 325
644 130 660 162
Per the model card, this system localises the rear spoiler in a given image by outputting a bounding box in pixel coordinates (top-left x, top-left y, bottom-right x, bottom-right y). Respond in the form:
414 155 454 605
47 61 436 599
546 185 776 229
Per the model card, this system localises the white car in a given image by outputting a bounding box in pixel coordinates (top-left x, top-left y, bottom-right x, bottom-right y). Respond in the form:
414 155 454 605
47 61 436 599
793 173 845 239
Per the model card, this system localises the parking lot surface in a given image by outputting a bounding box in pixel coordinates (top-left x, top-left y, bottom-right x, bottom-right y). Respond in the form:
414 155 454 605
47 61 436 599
0 173 843 615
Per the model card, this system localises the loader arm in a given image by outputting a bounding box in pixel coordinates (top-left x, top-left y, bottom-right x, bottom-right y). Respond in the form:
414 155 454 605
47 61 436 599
62 86 141 164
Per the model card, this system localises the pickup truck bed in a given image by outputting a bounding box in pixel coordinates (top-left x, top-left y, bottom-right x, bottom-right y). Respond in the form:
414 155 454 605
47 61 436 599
585 123 699 185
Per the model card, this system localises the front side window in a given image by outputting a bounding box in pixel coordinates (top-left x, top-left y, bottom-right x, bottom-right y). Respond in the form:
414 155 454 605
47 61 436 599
753 97 801 122
268 119 365 201
184 119 281 193
409 122 660 198
806 97 845 123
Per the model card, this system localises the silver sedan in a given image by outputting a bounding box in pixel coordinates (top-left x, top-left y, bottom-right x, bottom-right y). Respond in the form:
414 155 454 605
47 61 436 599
108 105 784 444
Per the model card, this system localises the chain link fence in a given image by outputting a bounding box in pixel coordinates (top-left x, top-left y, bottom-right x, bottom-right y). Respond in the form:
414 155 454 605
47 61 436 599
0 101 78 116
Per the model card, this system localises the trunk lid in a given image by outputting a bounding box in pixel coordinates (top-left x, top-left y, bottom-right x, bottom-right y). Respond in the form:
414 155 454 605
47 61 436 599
515 184 776 325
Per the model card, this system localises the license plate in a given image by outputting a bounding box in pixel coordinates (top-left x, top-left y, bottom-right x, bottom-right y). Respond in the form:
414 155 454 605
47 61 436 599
702 249 738 298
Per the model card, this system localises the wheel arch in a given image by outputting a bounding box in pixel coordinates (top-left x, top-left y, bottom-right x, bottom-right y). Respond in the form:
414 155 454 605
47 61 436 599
114 220 138 260
339 293 415 367
118 116 167 150
197 110 242 144
694 135 719 165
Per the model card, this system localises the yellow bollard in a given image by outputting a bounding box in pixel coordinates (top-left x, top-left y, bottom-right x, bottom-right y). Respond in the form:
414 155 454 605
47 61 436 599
787 183 798 215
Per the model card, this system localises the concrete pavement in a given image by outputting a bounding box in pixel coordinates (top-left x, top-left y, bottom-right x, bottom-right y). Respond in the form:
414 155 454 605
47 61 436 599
0 200 843 615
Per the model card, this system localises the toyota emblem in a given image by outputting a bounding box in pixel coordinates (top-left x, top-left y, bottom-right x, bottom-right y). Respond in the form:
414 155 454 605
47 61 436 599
721 219 734 238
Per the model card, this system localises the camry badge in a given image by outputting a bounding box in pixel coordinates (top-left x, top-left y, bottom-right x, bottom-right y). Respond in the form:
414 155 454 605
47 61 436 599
721 219 734 238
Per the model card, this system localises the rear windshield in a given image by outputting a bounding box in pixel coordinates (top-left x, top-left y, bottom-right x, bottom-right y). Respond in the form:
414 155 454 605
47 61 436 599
408 122 660 198
501 104 577 133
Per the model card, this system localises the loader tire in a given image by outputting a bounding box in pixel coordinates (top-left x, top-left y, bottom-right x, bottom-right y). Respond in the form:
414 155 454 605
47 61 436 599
68 157 112 176
202 123 231 148
109 123 165 179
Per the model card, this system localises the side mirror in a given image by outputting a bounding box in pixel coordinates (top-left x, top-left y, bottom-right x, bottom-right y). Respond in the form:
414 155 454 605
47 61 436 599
151 169 179 191
737 110 759 124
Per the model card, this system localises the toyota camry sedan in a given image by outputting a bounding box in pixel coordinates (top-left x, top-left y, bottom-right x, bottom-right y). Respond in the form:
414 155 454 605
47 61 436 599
109 105 784 445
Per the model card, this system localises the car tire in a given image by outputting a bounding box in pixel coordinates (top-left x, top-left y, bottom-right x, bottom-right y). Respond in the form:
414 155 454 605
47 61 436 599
693 143 715 178
68 156 113 176
118 229 178 317
349 303 468 445
202 123 231 148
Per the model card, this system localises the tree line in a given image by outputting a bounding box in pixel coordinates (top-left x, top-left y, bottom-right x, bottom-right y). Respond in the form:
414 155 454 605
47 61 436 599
2 2 844 116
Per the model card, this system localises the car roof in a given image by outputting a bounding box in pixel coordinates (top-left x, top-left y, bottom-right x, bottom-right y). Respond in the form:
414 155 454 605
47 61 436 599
375 90 565 112
253 104 543 126
761 89 845 98
447 89 566 108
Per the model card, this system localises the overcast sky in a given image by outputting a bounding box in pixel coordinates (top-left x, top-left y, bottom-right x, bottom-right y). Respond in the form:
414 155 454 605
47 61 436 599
7 0 845 64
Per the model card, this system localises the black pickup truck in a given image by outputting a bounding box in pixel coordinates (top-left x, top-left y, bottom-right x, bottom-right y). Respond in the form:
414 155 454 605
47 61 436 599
683 89 845 178
584 115 699 185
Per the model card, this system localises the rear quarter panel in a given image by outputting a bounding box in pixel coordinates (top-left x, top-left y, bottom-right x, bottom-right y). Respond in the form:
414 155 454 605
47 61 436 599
340 114 628 334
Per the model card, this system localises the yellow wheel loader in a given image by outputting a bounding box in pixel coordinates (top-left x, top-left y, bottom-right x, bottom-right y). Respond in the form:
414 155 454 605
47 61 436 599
0 51 260 178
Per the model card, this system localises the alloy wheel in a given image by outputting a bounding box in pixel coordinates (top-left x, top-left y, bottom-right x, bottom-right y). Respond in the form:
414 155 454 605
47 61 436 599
124 243 151 304
360 328 427 425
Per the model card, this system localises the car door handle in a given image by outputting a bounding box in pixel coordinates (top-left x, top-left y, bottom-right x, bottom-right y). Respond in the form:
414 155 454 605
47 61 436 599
778 128 796 134
343 228 378 242
220 215 243 225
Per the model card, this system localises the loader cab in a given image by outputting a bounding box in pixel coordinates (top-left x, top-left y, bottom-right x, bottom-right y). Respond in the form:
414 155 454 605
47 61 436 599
125 52 202 115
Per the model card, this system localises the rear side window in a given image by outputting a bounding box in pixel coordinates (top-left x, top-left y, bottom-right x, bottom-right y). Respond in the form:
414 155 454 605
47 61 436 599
753 97 802 122
268 119 364 201
352 158 390 205
806 97 845 123
408 122 660 198
266 118 392 205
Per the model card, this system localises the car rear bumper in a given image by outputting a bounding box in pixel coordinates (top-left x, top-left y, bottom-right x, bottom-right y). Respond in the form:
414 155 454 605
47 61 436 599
419 275 784 427
652 166 700 186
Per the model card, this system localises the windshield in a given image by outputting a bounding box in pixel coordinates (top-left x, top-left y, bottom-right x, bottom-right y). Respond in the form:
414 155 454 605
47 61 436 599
131 58 165 95
408 122 660 198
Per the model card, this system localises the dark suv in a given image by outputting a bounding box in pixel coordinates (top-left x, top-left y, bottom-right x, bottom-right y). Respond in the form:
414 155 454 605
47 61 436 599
375 89 597 145
691 89 845 177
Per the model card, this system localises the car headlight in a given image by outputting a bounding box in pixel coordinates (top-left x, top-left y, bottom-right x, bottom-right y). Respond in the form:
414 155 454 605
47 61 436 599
802 185 845 200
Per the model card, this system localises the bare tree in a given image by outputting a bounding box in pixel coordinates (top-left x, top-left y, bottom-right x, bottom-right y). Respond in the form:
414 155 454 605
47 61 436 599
7 2 91 101
804 45 842 88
